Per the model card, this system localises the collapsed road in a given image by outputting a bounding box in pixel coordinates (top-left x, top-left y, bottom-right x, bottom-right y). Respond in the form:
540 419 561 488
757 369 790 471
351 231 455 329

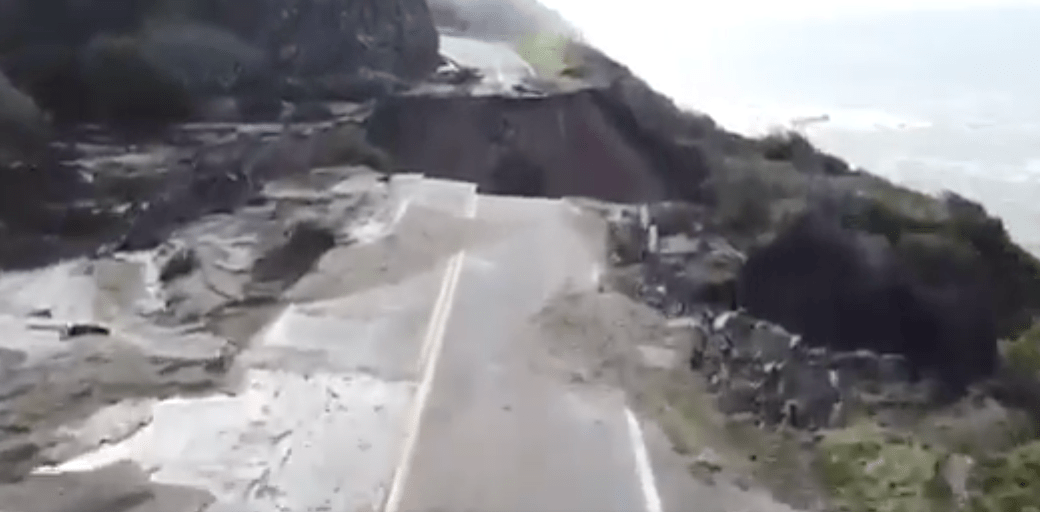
384 195 650 512
3 2 1040 511
0 33 801 512
0 175 794 512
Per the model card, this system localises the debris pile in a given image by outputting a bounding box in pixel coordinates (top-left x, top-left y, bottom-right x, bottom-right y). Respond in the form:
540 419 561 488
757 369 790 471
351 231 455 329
603 200 998 431
689 309 927 430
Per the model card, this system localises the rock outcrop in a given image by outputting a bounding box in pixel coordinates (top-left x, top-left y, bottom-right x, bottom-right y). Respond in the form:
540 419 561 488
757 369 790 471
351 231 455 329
688 309 923 431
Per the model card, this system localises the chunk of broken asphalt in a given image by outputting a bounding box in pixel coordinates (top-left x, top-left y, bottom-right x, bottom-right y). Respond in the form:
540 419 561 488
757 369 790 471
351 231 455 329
60 324 112 340
27 323 113 341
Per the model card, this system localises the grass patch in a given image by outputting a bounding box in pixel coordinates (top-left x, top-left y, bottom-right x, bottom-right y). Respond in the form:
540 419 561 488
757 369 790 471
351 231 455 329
514 32 578 78
1002 323 1040 377
967 441 1040 512
816 423 955 512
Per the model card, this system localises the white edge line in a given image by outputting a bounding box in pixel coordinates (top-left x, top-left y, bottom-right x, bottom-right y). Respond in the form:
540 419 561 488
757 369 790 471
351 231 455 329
382 193 478 512
416 249 458 369
590 264 601 287
390 197 412 229
625 407 664 512
384 251 463 511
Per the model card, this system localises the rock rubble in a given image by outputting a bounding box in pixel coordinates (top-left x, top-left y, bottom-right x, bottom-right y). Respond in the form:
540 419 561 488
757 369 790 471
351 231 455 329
602 197 1036 431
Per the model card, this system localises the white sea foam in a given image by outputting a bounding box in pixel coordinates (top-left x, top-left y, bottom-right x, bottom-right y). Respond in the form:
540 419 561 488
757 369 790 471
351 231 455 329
686 97 932 137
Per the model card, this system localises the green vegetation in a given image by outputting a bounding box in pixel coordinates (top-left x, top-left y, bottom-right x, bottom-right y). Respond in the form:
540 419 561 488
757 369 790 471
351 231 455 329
514 32 578 78
829 176 1040 338
816 424 954 512
967 441 1040 512
1003 323 1040 377
711 172 774 236
814 417 1040 512
705 155 808 240
759 130 813 163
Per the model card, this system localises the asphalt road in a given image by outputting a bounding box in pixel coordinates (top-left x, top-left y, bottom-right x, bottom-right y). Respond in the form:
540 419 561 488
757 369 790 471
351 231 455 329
385 195 657 512
381 37 661 510
4 176 797 512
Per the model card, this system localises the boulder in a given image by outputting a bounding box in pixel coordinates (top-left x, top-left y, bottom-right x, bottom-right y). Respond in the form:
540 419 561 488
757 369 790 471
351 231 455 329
690 309 927 430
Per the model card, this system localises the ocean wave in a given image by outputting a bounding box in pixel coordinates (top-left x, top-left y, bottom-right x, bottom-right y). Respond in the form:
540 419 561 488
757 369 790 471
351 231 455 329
691 99 932 136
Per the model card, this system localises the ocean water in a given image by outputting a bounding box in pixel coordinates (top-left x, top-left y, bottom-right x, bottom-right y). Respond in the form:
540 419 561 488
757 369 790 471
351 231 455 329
541 2 1040 255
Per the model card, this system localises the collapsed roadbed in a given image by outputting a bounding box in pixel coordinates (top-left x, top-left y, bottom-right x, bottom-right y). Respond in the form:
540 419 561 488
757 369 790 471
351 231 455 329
1 1 1040 510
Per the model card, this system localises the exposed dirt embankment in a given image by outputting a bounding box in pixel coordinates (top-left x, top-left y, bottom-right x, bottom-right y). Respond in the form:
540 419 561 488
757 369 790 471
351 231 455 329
366 90 710 202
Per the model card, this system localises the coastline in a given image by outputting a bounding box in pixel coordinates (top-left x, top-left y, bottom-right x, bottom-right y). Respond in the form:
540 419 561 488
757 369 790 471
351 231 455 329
680 96 1040 258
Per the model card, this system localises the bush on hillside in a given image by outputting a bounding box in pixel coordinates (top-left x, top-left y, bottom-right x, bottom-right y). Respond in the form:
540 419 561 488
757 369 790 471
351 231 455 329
815 424 954 512
710 171 773 236
758 128 852 176
966 441 1040 512
1002 323 1040 377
